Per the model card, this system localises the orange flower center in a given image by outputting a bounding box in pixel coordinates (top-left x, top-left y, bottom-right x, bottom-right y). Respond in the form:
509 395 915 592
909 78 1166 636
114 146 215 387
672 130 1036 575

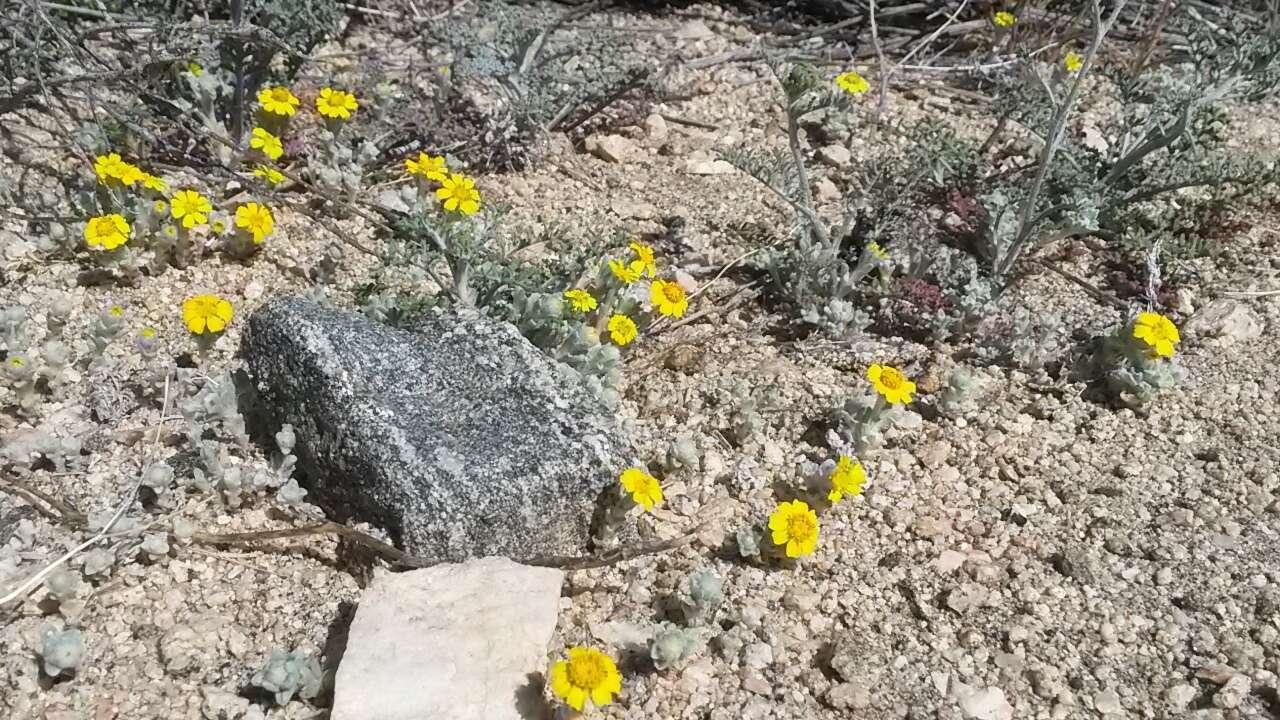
92 218 116 236
662 283 684 303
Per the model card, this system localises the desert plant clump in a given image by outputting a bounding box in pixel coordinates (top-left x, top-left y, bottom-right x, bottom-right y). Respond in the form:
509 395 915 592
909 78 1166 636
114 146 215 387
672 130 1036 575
251 648 324 706
1078 310 1185 410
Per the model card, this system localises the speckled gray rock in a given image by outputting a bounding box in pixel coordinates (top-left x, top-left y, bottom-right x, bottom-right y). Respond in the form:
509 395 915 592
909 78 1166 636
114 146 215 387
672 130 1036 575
243 296 623 562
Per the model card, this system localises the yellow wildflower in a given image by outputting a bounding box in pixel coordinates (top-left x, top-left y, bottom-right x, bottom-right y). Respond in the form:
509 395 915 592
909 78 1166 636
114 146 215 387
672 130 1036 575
162 225 178 239
564 289 597 313
549 647 622 712
107 305 125 319
250 127 284 161
253 165 285 185
768 500 819 558
835 71 870 96
316 87 358 119
867 241 890 261
140 327 157 340
405 152 449 182
187 61 203 76
211 216 228 234
607 314 638 346
827 456 866 503
182 294 234 335
608 258 643 285
867 363 916 405
619 467 663 511
1064 51 1083 74
152 199 169 215
235 202 274 243
650 279 688 318
258 86 300 117
170 189 213 228
139 172 167 193
83 214 130 250
436 173 481 215
993 10 1016 27
630 240 656 277
93 153 138 185
1133 311 1180 358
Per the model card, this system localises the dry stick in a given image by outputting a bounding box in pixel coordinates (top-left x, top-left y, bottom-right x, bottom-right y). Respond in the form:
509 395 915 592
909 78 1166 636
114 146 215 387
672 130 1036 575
997 0 1128 279
0 476 85 526
868 0 890 123
873 0 972 123
0 376 174 609
1032 259 1128 310
660 113 718 131
191 518 704 571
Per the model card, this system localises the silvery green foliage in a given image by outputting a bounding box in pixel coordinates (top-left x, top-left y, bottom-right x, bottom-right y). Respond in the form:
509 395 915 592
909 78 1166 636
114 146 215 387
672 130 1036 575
680 568 723 627
722 62 895 339
727 380 775 445
274 424 298 486
649 625 701 672
735 526 762 560
251 648 324 706
1 305 26 349
662 435 701 474
178 372 248 449
172 517 196 542
141 462 175 497
140 533 170 559
2 353 38 412
44 568 82 603
277 479 308 507
308 131 379 202
937 368 982 419
509 290 622 409
40 340 71 387
441 1 656 170
829 394 919 454
81 548 114 578
39 626 84 678
1082 320 1185 410
972 6 1280 271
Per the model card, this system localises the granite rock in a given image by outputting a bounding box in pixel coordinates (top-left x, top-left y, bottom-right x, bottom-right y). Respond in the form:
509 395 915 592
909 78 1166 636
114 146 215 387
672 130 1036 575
243 297 624 562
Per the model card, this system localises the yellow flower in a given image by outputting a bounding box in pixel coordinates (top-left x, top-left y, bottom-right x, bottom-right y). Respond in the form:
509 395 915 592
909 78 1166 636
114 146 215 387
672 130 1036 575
93 153 138 185
316 87 358 119
84 214 130 250
250 127 283 161
835 71 870 96
139 172 167 193
405 152 449 182
187 61 203 77
993 10 1016 27
1133 311 1180 358
564 289 597 313
827 456 866 503
619 467 663 511
650 279 689 318
867 363 916 405
8 356 26 369
235 202 274 243
607 314 638 346
630 241 656 277
258 86 300 117
769 500 819 558
867 241 890 262
1064 51 1083 74
162 225 178 239
107 305 125 319
436 173 481 215
608 258 643 285
182 294 233 335
140 327 157 340
170 189 213 228
152 199 168 214
549 647 622 712
253 165 285 185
